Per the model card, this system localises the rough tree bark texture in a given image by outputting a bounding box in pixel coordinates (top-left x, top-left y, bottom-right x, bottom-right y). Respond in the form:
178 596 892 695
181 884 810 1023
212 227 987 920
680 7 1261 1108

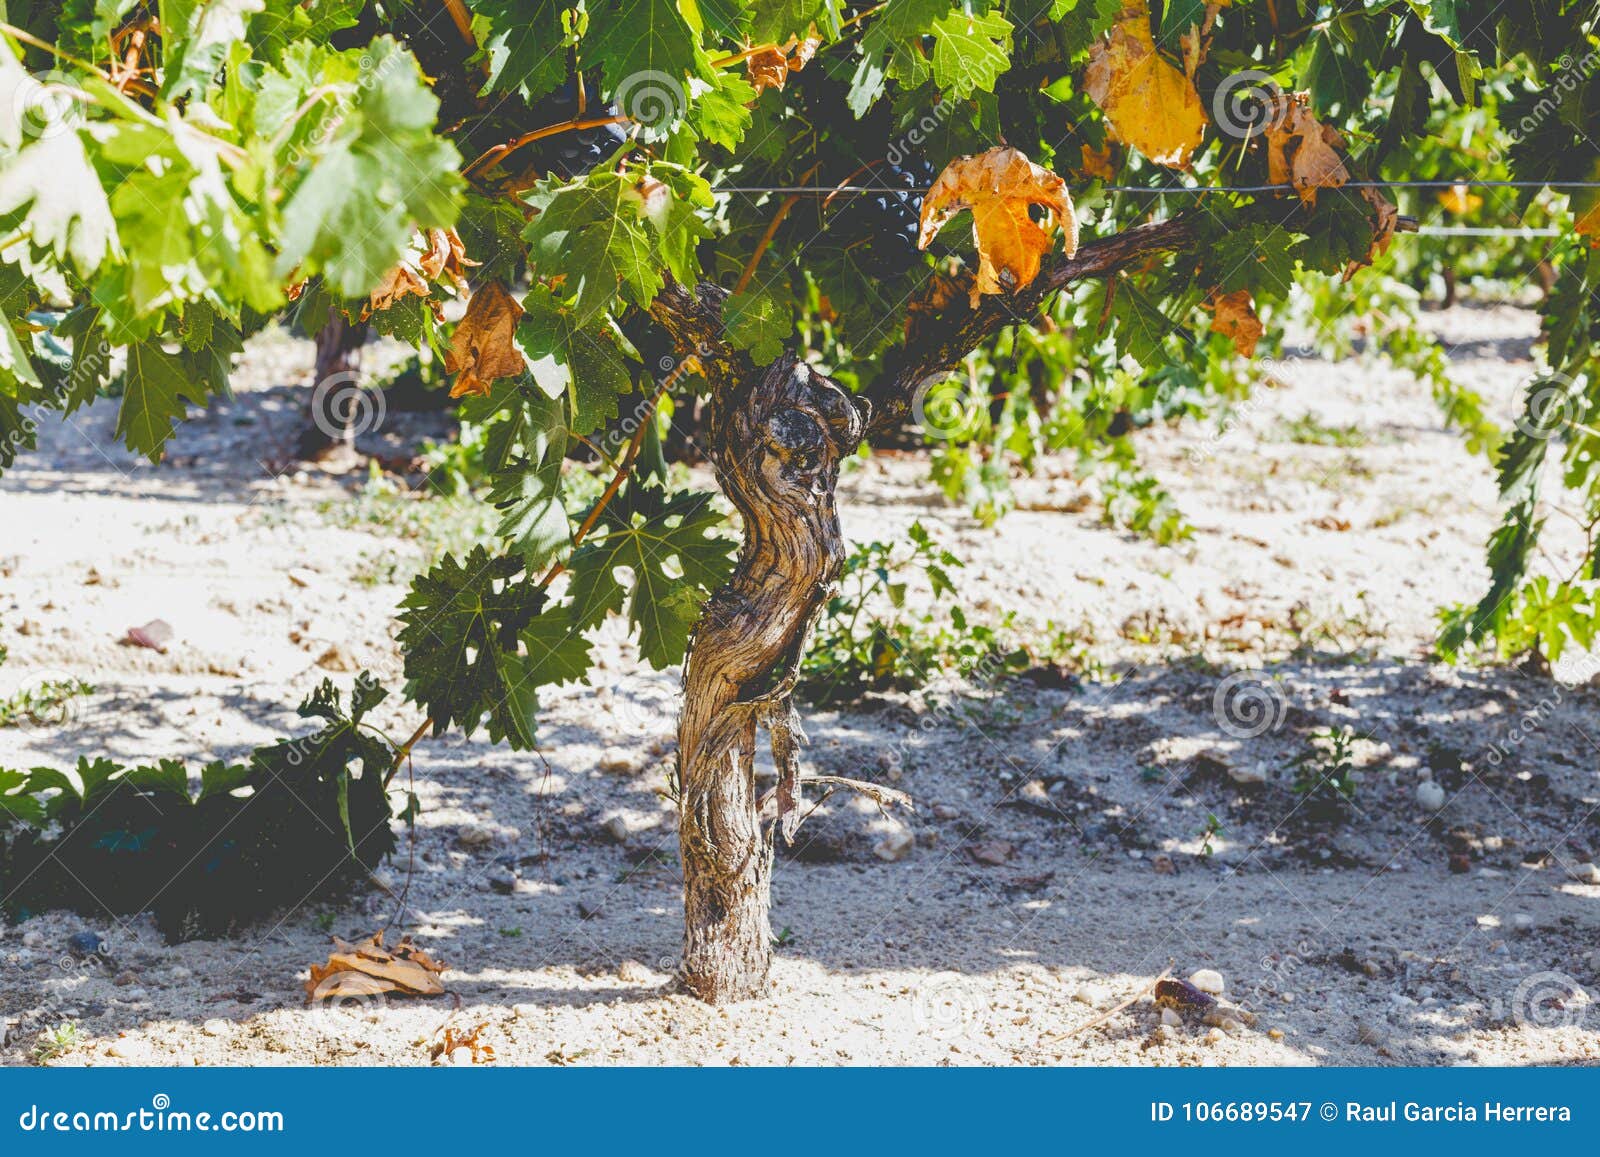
671 339 866 1001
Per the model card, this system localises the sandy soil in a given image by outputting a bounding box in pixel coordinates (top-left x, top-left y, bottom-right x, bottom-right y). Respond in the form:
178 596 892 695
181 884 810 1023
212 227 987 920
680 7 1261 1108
1 304 1597 1067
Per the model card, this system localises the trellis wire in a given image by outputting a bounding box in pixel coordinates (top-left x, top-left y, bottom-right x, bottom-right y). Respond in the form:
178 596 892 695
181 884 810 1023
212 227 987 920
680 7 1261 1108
713 179 1600 194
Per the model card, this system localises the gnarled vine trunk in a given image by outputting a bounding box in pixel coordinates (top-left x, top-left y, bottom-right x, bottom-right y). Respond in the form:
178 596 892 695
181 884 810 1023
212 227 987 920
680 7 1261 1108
672 348 865 1003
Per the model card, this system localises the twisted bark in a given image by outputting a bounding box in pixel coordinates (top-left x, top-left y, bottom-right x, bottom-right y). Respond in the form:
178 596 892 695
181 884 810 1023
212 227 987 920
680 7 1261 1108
671 344 866 1002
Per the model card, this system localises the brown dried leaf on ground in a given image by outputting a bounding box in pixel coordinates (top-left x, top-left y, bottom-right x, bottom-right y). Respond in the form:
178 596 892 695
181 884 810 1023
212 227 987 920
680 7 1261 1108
1084 1 1207 169
305 932 447 1001
1342 186 1400 281
1264 94 1348 204
1154 977 1217 1013
917 147 1076 307
446 281 526 399
1205 288 1263 356
431 1021 496 1064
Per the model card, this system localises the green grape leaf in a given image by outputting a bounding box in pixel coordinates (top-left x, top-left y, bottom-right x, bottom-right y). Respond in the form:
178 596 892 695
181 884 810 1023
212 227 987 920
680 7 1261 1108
518 603 593 687
159 0 266 99
274 38 463 296
929 9 1012 100
723 288 792 365
488 454 571 568
747 0 841 45
567 487 737 668
117 340 210 460
583 0 715 111
468 0 570 101
396 547 549 745
0 44 118 278
518 284 633 435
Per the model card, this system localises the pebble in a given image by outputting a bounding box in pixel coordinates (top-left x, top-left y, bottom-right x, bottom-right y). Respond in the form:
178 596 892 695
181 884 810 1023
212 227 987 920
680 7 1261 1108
1267 1027 1284 1041
1567 862 1600 885
598 748 641 775
600 815 630 844
932 804 961 821
1355 1021 1387 1047
22 930 44 949
873 828 915 862
512 1003 538 1021
67 932 102 956
1160 1008 1182 1027
1071 984 1104 1006
201 1019 229 1038
1227 762 1268 787
1153 1024 1174 1042
457 824 497 849
617 960 655 984
1415 780 1447 811
448 1046 473 1067
1204 1027 1225 1045
487 870 517 895
1510 912 1534 934
1189 969 1225 996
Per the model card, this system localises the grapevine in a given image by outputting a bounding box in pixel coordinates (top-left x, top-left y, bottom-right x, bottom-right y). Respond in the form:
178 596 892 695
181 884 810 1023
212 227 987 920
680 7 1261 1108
2 0 1599 1003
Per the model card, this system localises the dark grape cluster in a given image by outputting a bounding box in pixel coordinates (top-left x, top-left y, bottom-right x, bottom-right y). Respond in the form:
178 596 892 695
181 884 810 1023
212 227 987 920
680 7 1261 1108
831 154 938 276
526 80 629 179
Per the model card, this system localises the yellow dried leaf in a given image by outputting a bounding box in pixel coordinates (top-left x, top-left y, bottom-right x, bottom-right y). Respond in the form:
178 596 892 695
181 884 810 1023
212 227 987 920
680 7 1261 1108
917 147 1076 307
1436 183 1482 216
1205 289 1263 357
1572 160 1600 244
1264 94 1348 205
446 281 526 399
1084 1 1207 169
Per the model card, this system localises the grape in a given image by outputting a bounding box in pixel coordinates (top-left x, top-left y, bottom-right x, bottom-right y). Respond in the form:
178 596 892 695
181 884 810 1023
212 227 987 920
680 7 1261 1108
527 80 629 179
831 155 937 276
